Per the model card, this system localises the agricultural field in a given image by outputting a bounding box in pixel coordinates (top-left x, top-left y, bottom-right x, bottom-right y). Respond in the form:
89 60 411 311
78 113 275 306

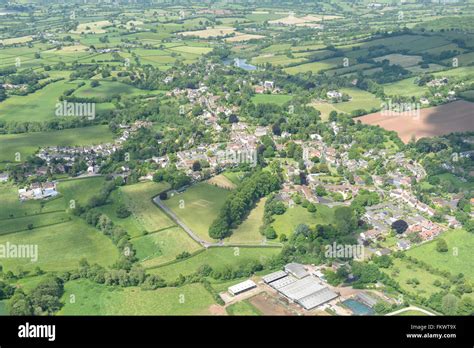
59 280 216 315
163 183 231 243
56 176 107 207
133 227 202 268
179 27 236 38
357 100 474 143
284 57 343 74
1 0 474 322
311 87 382 117
0 125 113 166
406 229 474 282
251 94 292 106
148 246 281 282
383 77 429 98
271 204 335 237
120 181 175 234
0 80 84 123
0 218 119 273
224 198 266 245
381 258 448 298
226 300 262 315
373 54 423 68
71 20 113 34
73 80 163 99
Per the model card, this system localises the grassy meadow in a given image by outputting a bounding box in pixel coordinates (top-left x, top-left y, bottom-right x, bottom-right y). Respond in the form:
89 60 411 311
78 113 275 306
148 246 281 282
59 279 215 315
163 183 231 243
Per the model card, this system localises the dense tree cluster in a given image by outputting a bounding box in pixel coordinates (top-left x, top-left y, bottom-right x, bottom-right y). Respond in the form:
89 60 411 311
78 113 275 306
208 170 282 239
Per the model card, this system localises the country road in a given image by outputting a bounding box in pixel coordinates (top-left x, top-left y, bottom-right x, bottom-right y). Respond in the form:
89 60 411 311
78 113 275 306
386 306 436 316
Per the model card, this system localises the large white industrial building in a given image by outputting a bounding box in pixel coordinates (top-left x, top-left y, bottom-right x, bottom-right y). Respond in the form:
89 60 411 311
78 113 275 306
263 264 339 310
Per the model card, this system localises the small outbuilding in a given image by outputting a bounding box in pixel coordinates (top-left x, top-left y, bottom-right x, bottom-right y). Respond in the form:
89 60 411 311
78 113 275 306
228 280 256 296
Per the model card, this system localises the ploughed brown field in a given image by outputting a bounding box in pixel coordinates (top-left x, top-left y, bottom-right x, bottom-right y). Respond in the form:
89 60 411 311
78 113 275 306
356 100 474 143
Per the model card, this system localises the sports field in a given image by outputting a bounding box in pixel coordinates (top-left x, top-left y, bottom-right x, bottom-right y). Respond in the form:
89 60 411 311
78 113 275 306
163 183 230 243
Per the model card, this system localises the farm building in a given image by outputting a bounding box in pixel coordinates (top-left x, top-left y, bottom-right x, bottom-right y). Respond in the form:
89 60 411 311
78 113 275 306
355 293 378 308
277 276 338 310
228 280 256 296
284 263 309 279
263 265 339 310
262 270 288 284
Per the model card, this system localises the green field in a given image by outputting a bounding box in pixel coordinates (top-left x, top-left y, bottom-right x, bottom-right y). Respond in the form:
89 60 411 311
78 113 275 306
311 87 382 117
271 204 335 237
121 181 175 234
59 279 215 315
57 176 107 207
163 183 230 243
381 258 449 298
383 77 429 98
133 227 202 268
431 173 474 191
0 300 7 316
148 246 281 282
251 94 293 106
0 211 70 236
284 57 342 74
251 54 306 66
226 299 262 315
0 218 119 273
73 80 163 99
406 229 474 282
224 198 266 245
0 80 81 122
0 125 113 165
0 185 62 220
0 176 106 229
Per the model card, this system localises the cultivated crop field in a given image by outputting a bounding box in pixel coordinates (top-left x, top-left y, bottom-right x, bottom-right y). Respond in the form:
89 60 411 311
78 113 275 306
357 100 474 143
